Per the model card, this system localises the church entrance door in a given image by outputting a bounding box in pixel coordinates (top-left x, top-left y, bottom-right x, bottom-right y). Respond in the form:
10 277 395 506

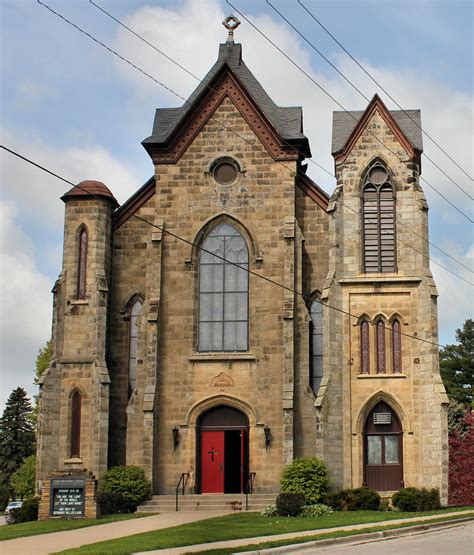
197 405 249 494
364 401 403 491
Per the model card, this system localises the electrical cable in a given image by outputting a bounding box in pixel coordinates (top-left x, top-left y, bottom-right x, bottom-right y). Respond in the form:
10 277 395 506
1 143 450 349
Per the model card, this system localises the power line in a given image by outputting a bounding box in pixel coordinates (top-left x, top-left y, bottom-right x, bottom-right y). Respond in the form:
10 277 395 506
0 144 449 349
266 0 473 201
35 0 474 283
297 0 474 184
88 0 472 275
226 0 474 224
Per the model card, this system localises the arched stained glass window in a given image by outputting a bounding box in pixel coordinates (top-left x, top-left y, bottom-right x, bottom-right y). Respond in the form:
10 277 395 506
360 320 370 374
198 223 248 352
362 162 396 273
70 390 81 458
376 320 386 374
128 298 143 396
77 227 88 299
309 300 323 393
392 319 402 373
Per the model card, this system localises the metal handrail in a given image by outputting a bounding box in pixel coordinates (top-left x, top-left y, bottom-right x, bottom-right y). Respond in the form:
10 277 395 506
175 472 190 512
245 471 256 511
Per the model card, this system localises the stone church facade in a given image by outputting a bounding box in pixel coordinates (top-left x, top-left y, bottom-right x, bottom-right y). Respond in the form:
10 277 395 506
37 28 449 502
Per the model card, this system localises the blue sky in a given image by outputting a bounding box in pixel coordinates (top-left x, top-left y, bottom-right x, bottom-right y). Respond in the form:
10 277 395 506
1 0 473 409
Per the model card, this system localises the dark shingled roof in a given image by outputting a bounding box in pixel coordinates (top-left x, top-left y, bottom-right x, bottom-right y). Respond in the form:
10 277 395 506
143 42 310 155
332 109 423 155
61 180 119 207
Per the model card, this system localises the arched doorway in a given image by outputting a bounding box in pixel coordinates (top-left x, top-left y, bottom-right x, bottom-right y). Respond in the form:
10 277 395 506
364 401 403 491
197 405 249 494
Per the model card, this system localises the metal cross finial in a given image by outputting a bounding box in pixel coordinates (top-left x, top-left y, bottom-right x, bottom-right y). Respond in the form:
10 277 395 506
222 15 241 44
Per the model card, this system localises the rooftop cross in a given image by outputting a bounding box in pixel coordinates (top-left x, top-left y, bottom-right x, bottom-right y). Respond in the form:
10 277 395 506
222 15 241 44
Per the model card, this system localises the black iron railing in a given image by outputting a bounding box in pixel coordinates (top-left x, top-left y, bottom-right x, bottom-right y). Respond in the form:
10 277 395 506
175 472 190 512
245 471 256 511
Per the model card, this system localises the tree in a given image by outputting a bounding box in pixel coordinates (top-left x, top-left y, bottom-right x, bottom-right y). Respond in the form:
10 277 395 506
0 388 36 482
440 319 473 407
10 455 36 500
35 340 52 385
449 412 474 505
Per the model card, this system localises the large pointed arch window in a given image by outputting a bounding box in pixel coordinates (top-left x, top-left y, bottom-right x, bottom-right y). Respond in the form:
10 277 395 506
198 223 249 352
309 299 324 393
362 162 396 273
128 298 143 396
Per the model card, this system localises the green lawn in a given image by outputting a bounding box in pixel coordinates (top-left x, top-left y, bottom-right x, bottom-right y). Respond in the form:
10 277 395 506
0 513 149 542
56 507 474 555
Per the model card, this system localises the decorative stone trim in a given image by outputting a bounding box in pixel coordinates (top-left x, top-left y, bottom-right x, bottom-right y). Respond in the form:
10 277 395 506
357 374 407 379
189 353 256 362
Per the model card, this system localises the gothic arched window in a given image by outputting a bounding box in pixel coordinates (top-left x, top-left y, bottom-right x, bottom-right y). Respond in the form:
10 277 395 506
362 162 396 273
392 319 402 373
70 390 81 458
198 222 249 352
360 320 370 374
128 298 143 396
77 227 88 299
376 319 386 373
309 299 323 393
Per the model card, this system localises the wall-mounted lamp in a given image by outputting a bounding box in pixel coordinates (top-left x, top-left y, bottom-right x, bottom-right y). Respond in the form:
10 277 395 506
264 426 271 450
172 426 180 451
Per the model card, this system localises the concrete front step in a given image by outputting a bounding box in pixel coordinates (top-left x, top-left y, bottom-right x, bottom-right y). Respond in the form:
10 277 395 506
138 494 276 513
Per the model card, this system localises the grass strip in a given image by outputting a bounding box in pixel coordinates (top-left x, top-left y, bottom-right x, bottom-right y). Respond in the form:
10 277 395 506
192 514 474 554
56 507 474 555
0 513 151 542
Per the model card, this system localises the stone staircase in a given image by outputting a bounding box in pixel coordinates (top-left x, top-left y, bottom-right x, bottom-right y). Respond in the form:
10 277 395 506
138 493 276 513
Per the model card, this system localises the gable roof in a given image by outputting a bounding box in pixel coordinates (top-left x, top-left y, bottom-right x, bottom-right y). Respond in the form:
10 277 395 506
331 94 423 159
142 42 310 159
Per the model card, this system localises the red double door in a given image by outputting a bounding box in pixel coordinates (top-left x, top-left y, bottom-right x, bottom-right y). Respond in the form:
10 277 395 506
200 430 245 493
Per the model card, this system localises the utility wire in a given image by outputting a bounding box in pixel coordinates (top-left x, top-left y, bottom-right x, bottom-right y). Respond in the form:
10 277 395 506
88 0 472 275
267 0 473 200
226 0 474 224
0 144 449 349
297 0 474 184
36 0 474 283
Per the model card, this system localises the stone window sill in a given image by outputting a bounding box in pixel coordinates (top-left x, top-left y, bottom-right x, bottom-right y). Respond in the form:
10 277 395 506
357 373 406 379
69 300 89 306
189 353 256 362
64 457 83 464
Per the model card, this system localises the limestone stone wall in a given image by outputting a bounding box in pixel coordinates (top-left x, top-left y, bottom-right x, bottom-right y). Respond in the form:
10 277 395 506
321 108 448 501
37 197 113 485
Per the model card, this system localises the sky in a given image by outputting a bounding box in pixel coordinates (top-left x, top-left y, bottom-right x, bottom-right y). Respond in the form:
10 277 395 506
0 0 473 411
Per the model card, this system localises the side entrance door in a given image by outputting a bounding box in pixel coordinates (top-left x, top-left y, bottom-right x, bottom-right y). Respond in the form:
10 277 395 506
201 431 225 493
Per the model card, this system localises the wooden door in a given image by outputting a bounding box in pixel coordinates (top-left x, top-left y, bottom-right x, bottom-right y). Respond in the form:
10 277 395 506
201 431 225 493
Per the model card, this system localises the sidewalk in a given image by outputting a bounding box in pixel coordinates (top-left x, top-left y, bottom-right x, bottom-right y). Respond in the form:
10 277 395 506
0 511 233 555
138 510 474 554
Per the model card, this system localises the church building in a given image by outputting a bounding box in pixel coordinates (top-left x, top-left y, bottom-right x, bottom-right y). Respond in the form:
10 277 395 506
37 17 449 505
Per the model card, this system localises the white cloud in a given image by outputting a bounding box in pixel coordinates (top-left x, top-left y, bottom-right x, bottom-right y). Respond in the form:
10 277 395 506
0 202 52 409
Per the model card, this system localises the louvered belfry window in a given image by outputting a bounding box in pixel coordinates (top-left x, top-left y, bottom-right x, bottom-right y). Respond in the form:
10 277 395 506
362 162 396 273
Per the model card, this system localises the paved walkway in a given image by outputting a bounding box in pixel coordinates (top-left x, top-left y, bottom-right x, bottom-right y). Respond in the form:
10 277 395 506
138 510 474 554
0 509 472 555
0 511 233 555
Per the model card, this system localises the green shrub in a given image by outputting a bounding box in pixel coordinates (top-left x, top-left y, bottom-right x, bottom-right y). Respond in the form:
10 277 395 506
280 457 329 504
379 498 391 511
276 493 305 516
6 498 39 524
97 491 137 515
299 503 333 518
260 504 278 517
392 487 441 512
325 487 380 511
100 466 151 506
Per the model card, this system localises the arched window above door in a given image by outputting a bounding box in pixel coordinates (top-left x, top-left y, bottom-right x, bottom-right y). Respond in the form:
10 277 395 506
362 161 396 273
198 222 249 352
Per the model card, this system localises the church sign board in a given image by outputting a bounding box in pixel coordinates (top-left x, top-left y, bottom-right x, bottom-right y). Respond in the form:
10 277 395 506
50 478 85 517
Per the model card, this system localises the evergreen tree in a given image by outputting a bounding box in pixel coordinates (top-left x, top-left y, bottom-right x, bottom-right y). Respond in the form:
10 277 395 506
0 388 36 480
440 319 473 406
